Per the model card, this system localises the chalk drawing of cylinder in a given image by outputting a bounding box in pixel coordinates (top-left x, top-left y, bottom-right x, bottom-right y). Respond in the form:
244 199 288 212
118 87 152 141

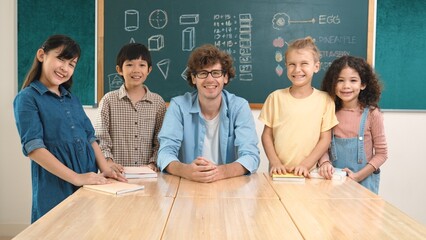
182 27 195 51
148 35 164 51
125 10 139 31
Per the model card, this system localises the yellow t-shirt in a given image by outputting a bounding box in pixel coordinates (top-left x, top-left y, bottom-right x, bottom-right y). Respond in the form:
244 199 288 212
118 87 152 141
259 88 338 167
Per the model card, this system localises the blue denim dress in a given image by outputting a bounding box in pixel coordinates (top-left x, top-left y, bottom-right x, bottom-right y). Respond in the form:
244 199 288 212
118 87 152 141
14 81 98 222
330 108 380 194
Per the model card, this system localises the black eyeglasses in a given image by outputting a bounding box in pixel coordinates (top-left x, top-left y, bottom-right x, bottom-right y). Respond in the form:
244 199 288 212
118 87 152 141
193 70 226 79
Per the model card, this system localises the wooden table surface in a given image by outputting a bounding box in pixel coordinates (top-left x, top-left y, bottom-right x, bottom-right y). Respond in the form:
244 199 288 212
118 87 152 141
13 172 426 240
13 189 174 240
163 197 302 240
264 173 426 239
282 198 426 239
126 173 180 197
177 173 278 199
264 173 379 200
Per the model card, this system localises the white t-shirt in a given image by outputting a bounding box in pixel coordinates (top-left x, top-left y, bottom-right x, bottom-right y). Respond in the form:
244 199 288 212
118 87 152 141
202 114 220 165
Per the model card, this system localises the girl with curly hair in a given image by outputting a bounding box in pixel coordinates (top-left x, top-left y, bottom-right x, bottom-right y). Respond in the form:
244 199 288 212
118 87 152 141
318 55 388 194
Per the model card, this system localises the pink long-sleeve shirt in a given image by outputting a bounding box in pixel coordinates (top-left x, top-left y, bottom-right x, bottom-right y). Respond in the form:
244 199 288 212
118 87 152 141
333 107 388 170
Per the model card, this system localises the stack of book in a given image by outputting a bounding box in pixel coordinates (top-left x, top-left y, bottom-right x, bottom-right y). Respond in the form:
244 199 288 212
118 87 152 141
83 181 144 195
123 166 158 179
272 173 305 182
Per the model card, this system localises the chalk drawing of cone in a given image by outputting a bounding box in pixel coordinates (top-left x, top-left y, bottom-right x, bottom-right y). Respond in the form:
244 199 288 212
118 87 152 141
157 59 170 79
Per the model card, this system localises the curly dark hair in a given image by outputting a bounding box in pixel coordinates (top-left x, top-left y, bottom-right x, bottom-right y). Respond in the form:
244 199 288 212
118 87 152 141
185 44 235 88
321 55 383 111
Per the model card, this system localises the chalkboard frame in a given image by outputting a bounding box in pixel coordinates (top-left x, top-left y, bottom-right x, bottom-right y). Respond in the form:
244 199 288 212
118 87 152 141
97 0 375 109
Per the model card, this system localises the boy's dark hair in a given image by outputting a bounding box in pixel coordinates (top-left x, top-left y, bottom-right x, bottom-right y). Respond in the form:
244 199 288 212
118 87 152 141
116 43 152 69
22 34 81 91
185 44 235 88
321 55 382 111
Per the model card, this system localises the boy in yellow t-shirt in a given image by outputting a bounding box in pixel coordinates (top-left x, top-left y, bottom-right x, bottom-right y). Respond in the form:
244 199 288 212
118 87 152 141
259 36 338 177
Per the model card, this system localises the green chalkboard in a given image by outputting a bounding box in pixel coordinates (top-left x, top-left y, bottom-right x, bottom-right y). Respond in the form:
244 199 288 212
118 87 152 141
102 0 372 106
376 0 426 110
18 0 95 106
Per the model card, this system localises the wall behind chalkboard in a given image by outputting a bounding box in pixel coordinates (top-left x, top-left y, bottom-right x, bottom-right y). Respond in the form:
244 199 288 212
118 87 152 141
101 0 372 107
375 0 426 110
18 0 95 106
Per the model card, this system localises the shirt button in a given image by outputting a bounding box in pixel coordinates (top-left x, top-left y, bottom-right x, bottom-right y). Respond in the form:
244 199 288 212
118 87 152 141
135 122 138 125
359 136 363 140
71 126 75 129
135 135 138 138
134 147 138 150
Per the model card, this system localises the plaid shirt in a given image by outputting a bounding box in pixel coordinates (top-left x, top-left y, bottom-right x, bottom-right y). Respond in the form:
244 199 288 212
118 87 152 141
95 85 166 166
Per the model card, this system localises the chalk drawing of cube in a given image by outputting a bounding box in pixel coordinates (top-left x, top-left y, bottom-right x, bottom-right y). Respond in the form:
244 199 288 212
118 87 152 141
148 35 164 51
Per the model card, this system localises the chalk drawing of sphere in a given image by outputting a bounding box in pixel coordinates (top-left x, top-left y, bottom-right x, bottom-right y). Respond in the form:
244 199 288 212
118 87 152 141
149 9 168 29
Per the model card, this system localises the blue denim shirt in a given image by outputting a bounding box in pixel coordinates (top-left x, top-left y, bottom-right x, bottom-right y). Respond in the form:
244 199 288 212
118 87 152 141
13 80 98 222
157 90 260 173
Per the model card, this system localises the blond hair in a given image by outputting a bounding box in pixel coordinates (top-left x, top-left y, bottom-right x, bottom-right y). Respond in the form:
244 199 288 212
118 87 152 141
285 36 321 63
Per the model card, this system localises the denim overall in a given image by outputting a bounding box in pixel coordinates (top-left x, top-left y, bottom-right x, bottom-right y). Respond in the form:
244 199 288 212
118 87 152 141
330 108 380 194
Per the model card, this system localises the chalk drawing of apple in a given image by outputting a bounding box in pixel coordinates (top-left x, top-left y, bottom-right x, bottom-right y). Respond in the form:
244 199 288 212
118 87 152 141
273 37 285 48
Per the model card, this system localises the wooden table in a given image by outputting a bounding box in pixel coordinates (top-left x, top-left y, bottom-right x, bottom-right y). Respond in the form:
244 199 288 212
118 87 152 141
127 172 180 197
283 198 426 239
167 173 302 239
265 173 426 239
13 173 426 240
163 197 302 240
13 190 174 240
266 173 379 200
177 173 278 199
13 174 180 240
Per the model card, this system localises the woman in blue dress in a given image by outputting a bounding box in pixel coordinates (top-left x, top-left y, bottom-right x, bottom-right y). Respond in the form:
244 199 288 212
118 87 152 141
14 35 126 223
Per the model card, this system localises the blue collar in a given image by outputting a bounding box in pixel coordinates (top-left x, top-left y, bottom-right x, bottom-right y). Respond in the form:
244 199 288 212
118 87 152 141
31 80 71 98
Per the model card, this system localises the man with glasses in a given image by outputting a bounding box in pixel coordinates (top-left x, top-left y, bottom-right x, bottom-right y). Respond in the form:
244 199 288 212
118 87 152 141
157 44 260 182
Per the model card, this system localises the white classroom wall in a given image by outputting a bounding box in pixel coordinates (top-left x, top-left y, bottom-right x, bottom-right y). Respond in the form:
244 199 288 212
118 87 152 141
1 0 425 237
